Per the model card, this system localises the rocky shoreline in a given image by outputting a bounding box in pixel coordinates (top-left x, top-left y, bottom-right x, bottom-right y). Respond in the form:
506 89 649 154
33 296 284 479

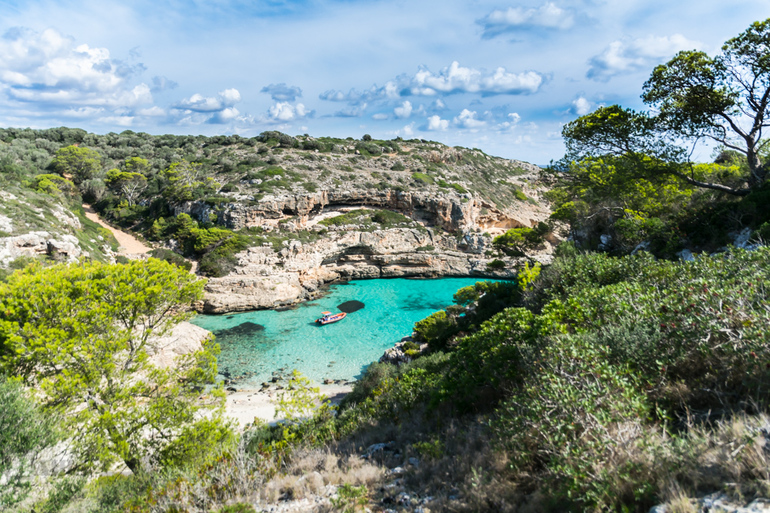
197 225 555 314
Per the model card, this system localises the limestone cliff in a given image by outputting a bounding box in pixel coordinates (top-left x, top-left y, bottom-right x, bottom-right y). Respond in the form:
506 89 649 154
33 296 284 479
197 191 555 313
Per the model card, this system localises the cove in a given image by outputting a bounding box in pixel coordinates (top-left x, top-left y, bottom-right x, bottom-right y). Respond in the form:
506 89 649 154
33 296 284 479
191 277 500 386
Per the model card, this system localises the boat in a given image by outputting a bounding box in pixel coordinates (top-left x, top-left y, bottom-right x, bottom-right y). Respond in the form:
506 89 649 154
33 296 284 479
316 311 346 325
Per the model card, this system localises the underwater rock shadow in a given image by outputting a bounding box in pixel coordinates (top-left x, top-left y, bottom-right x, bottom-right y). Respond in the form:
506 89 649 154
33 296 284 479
213 321 265 338
338 300 365 314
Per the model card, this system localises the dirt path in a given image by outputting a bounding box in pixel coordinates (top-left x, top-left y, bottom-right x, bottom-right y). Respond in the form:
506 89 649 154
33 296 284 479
83 204 151 255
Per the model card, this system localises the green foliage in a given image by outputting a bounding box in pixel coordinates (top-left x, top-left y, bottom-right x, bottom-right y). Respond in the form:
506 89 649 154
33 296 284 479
355 141 382 156
216 504 257 513
413 311 456 351
275 370 329 423
256 131 296 148
0 259 230 473
330 483 368 513
413 439 444 460
35 475 87 513
32 173 78 198
412 171 434 185
340 362 399 408
486 258 506 270
149 247 192 271
105 168 147 206
436 179 468 193
51 145 101 185
163 160 219 204
492 223 549 257
494 334 650 510
0 376 59 508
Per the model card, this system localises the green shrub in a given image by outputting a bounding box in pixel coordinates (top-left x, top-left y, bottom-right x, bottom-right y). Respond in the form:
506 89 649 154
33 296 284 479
217 504 257 513
486 259 506 270
413 310 458 351
355 142 383 156
0 376 59 508
36 476 87 513
391 162 406 171
341 362 399 409
149 248 192 271
412 172 434 185
198 234 249 277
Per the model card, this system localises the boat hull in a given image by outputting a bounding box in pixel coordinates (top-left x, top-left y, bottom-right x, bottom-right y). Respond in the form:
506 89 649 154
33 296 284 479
316 312 347 325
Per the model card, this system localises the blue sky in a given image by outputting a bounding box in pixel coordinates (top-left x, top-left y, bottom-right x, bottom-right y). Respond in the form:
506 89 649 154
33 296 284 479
1 0 768 164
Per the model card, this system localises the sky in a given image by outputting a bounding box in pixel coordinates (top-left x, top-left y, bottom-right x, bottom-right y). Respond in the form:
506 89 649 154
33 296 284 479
0 0 768 165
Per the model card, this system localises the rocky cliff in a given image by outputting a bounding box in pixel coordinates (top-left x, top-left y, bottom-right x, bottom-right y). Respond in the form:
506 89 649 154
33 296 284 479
197 192 555 313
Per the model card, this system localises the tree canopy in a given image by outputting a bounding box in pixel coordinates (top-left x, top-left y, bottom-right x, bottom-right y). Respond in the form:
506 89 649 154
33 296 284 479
563 18 770 197
0 259 232 474
51 145 102 185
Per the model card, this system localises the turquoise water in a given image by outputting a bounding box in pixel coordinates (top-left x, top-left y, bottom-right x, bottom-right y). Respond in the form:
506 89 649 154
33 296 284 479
191 277 498 386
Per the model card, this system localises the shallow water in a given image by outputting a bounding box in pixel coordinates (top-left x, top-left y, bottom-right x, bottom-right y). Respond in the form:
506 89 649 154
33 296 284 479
191 277 499 386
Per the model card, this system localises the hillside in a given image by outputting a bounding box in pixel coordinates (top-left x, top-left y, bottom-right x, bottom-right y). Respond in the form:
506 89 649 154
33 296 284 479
0 128 555 309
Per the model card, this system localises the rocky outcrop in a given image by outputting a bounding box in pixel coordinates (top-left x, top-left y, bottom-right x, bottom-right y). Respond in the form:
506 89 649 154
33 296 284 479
147 321 213 368
0 231 84 266
180 188 548 235
184 181 555 314
199 226 557 314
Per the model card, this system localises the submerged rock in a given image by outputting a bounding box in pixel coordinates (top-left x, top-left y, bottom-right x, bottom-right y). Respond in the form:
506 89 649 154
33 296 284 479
338 300 365 313
213 321 265 338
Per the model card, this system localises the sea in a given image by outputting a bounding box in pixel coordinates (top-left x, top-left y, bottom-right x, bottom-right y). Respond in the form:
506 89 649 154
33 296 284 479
190 277 499 386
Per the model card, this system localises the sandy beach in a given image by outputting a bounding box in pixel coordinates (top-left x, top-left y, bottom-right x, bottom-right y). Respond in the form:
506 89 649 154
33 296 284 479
224 383 353 427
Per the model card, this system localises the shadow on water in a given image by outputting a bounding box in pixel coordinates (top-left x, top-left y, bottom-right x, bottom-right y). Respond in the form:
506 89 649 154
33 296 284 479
338 300 365 313
213 322 265 338
400 296 449 312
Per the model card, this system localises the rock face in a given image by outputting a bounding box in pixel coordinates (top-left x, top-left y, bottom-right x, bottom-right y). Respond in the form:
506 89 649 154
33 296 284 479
200 224 557 313
180 189 547 235
0 231 84 266
184 183 555 314
147 321 213 368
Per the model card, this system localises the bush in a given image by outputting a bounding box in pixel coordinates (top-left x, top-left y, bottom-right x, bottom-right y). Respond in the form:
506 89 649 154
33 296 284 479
0 376 59 508
486 259 506 270
355 142 382 156
150 248 192 271
412 172 434 185
341 362 399 409
413 311 458 351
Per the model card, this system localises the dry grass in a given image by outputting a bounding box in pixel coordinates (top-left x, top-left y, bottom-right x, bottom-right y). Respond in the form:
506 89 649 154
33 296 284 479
260 449 383 504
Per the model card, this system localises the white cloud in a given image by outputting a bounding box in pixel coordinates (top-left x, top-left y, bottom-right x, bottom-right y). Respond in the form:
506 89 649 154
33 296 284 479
572 96 592 115
454 109 486 129
481 3 574 36
319 62 544 111
372 113 389 120
176 88 241 112
261 83 302 102
171 88 250 124
497 112 521 130
397 122 415 137
0 27 152 108
332 103 368 117
267 101 308 121
426 115 449 131
411 61 543 96
319 81 399 104
394 100 413 119
137 105 166 117
587 34 701 81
